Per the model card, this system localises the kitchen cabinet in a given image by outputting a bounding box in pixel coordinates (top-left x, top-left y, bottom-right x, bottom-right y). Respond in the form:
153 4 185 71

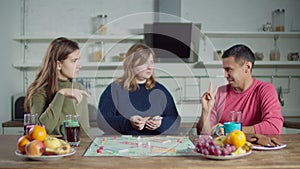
3 127 23 135
2 120 23 135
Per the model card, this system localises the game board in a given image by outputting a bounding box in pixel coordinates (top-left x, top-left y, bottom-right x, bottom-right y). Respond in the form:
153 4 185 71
83 135 199 157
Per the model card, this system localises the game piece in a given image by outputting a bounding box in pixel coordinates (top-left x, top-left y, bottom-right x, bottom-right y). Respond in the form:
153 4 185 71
101 137 106 145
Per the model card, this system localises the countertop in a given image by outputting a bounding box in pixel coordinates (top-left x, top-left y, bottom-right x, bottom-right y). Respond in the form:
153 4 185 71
283 116 300 129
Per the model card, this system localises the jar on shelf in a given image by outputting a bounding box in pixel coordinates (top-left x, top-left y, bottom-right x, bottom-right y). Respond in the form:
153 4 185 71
272 9 285 32
262 22 272 32
96 14 107 35
269 36 280 61
94 41 105 62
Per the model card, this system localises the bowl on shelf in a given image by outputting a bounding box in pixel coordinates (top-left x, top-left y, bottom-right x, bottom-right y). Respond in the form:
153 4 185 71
254 52 264 61
287 52 299 61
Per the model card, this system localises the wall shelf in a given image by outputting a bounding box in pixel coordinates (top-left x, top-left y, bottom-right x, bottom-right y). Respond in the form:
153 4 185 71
203 31 300 38
13 61 300 69
12 62 197 69
202 60 300 66
13 32 300 40
13 34 144 42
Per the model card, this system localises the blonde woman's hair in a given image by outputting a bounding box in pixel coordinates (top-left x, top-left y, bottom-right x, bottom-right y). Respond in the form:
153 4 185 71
116 43 156 91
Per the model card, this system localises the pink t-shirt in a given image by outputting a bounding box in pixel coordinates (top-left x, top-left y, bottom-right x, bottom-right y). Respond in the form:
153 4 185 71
210 78 284 134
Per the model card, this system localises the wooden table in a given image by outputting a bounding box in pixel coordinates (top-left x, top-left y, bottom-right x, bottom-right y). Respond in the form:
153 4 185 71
0 134 299 169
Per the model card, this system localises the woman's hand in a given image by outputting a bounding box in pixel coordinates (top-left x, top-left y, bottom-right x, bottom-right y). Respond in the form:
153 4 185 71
58 88 90 105
145 116 162 130
130 115 146 130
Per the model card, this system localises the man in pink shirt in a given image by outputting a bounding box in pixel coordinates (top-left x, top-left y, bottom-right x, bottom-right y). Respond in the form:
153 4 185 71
197 44 283 135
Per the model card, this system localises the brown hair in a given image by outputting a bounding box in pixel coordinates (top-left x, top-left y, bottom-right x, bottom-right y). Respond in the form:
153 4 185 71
24 37 79 113
116 42 156 91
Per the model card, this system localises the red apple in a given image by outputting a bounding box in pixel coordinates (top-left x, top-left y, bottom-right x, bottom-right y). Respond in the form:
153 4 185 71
25 140 45 156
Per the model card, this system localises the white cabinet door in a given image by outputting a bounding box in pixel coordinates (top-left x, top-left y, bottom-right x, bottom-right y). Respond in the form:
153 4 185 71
3 127 23 135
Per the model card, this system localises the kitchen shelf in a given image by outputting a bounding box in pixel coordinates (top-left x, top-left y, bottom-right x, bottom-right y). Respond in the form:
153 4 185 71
13 62 124 69
13 34 143 42
13 32 300 40
202 31 300 38
202 60 300 66
13 61 300 69
12 62 197 69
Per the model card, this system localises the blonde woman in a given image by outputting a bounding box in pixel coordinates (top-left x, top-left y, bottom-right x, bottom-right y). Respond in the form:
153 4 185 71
97 43 181 135
24 37 90 135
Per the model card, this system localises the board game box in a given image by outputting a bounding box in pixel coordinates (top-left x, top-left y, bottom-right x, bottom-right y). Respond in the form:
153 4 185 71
83 135 199 157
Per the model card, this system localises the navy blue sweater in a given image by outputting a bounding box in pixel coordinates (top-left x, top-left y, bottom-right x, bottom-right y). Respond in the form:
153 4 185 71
97 82 181 135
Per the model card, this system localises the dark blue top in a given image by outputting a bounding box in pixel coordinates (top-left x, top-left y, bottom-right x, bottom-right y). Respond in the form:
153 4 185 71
97 82 181 135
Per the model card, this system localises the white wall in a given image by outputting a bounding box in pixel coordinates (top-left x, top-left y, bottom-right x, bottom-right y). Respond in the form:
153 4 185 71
182 0 300 32
1 0 299 134
0 0 23 134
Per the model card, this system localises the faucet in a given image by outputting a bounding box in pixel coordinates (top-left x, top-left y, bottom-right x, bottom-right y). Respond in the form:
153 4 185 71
278 86 284 107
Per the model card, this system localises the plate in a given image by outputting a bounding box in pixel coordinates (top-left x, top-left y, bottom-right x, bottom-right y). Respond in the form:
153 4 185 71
199 150 252 160
15 148 76 161
252 144 287 151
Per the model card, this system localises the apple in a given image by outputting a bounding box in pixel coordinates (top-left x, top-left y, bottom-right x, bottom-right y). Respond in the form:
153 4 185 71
25 140 45 156
44 137 61 149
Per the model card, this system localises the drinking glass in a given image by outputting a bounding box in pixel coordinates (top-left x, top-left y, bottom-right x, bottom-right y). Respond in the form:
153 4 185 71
23 113 38 135
230 111 242 130
62 114 80 147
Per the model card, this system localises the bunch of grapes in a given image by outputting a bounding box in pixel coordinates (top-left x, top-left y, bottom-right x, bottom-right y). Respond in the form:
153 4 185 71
195 136 236 156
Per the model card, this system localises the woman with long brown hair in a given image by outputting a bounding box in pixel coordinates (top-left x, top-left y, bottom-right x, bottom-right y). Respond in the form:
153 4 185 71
24 37 90 135
97 42 181 135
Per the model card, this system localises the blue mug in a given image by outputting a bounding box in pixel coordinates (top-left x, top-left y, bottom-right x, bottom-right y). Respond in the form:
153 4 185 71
215 122 241 136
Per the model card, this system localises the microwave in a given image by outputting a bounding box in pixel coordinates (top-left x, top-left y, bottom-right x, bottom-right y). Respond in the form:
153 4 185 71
11 93 25 121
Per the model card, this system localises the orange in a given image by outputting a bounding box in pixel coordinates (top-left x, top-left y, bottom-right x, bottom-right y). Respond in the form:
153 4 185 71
226 130 246 148
17 135 31 154
29 125 47 141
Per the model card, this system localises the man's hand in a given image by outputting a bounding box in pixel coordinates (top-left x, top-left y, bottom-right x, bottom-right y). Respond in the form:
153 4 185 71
202 82 218 114
247 134 282 146
197 82 218 135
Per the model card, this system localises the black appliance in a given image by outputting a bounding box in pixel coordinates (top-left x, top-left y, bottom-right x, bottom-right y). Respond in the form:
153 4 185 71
144 22 201 63
11 93 25 121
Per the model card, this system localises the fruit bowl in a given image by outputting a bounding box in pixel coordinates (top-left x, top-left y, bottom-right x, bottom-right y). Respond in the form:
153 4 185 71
197 150 252 160
15 148 76 161
195 132 252 160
